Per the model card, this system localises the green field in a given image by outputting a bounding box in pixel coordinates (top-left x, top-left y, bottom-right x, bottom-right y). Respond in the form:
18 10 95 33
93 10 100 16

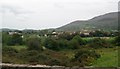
9 45 27 51
92 47 119 67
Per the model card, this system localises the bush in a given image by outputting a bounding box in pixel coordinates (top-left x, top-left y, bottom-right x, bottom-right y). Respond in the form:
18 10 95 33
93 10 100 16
58 32 75 40
26 50 40 63
2 46 18 56
43 38 60 51
68 39 79 49
88 38 112 48
57 39 69 49
114 36 120 46
68 35 86 49
7 34 23 46
2 32 10 45
48 59 61 66
72 49 100 66
26 37 42 51
72 35 86 45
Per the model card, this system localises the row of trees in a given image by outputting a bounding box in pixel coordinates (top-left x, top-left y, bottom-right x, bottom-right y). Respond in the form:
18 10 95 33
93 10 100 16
2 32 120 51
24 35 86 51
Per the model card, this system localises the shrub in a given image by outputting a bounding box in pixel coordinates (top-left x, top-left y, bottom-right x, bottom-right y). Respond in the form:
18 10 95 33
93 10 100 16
68 35 87 49
57 39 69 49
7 34 23 46
2 32 10 45
48 59 61 66
43 38 60 51
72 49 100 66
114 35 120 46
68 39 79 49
88 38 112 48
26 37 42 51
2 46 18 56
72 35 86 45
58 32 74 40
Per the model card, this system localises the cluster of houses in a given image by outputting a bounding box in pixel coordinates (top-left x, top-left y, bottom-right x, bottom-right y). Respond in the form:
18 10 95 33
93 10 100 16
7 29 118 38
8 30 93 38
43 30 95 37
8 31 24 38
8 32 21 35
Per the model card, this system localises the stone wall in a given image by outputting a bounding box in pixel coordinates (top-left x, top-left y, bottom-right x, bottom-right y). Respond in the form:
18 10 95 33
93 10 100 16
0 63 119 69
1 66 119 69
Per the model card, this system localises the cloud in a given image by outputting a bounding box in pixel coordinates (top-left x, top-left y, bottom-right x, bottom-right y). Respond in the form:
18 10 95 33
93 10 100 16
0 4 34 21
0 4 33 15
53 3 64 8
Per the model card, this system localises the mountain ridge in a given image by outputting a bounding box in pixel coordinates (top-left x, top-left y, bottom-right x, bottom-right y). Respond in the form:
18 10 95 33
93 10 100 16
56 12 118 31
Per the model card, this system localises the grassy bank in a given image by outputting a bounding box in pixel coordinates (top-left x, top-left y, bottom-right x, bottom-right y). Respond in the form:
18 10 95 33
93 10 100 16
92 47 119 67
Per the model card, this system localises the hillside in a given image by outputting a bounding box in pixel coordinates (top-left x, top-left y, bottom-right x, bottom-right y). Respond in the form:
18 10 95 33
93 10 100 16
56 12 118 32
1 12 118 32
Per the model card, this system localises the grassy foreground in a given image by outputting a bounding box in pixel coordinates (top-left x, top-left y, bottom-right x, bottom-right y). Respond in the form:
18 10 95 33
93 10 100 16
3 45 119 67
92 47 119 67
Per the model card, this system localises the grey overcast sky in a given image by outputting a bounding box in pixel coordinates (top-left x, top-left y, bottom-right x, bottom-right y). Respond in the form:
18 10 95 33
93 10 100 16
0 0 119 30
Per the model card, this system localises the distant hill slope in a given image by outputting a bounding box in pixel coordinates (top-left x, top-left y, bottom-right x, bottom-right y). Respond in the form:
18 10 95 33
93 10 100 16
56 12 118 32
1 28 17 32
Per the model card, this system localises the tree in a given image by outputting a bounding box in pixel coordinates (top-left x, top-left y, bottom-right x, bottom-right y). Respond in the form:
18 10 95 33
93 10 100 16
57 39 69 49
88 38 111 48
90 30 104 37
26 37 42 51
5 33 23 46
2 32 10 45
58 32 74 40
72 35 86 45
68 39 79 49
43 38 60 51
114 35 120 46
